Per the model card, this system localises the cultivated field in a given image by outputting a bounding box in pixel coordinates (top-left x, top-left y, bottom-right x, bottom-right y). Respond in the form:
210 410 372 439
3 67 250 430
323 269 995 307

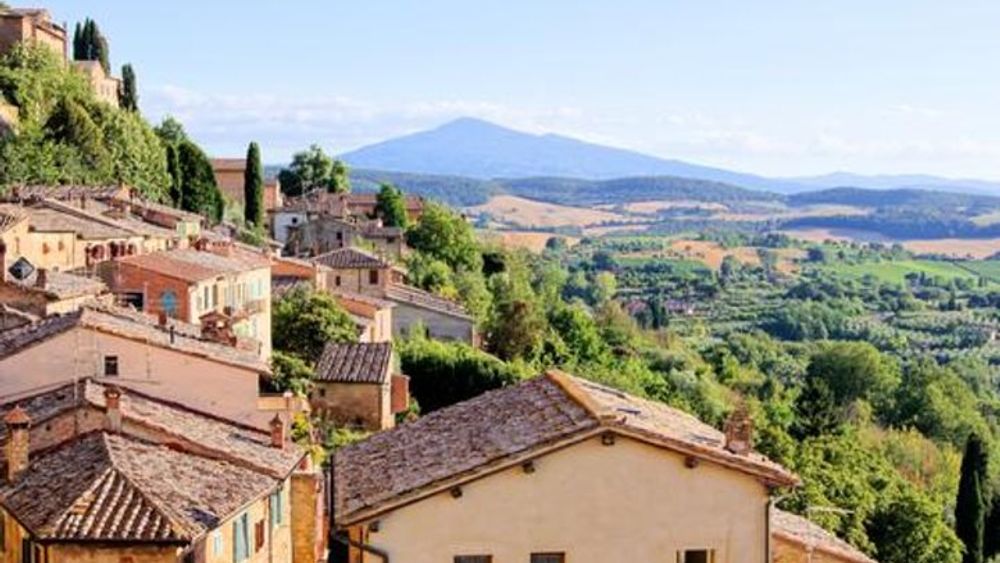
900 238 1000 259
480 230 580 252
468 195 637 228
820 259 983 285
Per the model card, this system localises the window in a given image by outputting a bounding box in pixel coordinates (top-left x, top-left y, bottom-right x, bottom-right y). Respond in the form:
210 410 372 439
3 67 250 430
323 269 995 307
369 269 379 284
335 275 342 287
270 486 285 527
103 356 119 377
531 554 565 563
454 557 492 563
211 530 224 556
233 513 250 562
203 286 210 310
677 550 715 563
254 519 265 551
161 291 177 317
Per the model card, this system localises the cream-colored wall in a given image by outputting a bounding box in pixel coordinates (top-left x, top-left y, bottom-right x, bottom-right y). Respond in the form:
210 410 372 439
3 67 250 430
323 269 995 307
48 544 178 562
187 267 272 358
201 478 293 563
0 327 263 424
358 435 770 563
325 268 386 295
773 537 858 563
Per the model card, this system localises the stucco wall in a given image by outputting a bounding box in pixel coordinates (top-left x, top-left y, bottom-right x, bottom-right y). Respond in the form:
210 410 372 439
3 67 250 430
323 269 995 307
200 478 293 563
0 327 263 425
390 301 474 343
274 212 308 244
356 435 770 563
773 537 858 563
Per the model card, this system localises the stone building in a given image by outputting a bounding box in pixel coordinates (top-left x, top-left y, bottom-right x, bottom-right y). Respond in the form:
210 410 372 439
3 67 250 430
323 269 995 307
772 509 876 563
313 246 475 343
0 8 66 61
272 191 423 244
211 158 284 211
70 59 120 107
106 241 273 358
311 341 409 431
0 303 272 426
0 379 325 562
286 216 405 260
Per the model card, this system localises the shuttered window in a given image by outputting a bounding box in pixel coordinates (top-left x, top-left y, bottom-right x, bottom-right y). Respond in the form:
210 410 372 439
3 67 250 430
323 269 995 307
454 556 492 563
233 513 250 561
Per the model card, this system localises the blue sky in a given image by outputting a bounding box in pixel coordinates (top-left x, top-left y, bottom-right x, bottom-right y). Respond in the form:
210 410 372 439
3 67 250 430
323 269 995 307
41 1 1000 178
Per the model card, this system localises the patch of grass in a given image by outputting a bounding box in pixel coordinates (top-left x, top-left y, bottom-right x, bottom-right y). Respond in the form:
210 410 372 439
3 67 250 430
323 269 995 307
821 260 980 285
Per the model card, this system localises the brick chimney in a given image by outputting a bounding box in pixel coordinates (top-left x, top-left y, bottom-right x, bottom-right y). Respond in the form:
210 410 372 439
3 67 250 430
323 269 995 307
723 403 753 456
4 405 31 482
0 241 7 283
34 268 47 289
104 385 122 433
269 413 286 449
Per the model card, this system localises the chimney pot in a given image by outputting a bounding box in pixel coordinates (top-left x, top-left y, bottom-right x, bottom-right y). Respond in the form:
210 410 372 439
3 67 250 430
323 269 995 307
269 413 286 449
104 385 122 433
34 268 47 289
4 405 30 482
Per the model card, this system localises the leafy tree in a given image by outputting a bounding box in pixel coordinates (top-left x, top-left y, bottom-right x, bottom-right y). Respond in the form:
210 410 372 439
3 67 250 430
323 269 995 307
243 141 264 227
268 351 314 396
278 144 349 196
398 331 526 412
176 139 223 221
868 486 963 563
118 63 138 112
375 183 409 228
956 433 987 563
164 143 182 206
272 285 357 364
891 359 985 447
406 202 482 271
154 116 187 146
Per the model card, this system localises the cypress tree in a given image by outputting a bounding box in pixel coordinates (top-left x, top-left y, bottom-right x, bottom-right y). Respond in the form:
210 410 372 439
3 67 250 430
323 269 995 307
243 142 264 228
72 22 83 60
119 64 138 112
164 144 183 208
957 433 988 563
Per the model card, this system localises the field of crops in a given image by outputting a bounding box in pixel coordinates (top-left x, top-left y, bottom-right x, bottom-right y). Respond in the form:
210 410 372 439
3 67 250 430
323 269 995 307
820 259 982 284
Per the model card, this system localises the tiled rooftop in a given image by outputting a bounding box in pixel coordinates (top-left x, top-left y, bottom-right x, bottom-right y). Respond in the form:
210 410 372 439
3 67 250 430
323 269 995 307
315 342 392 384
115 247 270 283
383 283 471 319
7 269 106 300
0 304 269 374
334 371 797 524
772 509 877 563
313 247 392 270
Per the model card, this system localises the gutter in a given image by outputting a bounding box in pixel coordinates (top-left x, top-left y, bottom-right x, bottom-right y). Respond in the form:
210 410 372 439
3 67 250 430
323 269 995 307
328 458 390 563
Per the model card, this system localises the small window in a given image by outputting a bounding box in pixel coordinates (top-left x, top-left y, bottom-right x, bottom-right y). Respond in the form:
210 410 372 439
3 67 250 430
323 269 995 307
369 269 379 284
103 356 119 377
677 550 715 563
455 557 492 563
531 554 565 563
211 530 224 555
319 388 327 398
254 519 265 551
335 275 342 287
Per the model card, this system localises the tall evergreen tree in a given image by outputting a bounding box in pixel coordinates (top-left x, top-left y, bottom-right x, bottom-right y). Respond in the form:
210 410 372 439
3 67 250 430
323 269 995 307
957 433 988 563
164 143 182 208
177 140 223 222
72 22 83 60
119 64 138 112
243 142 264 228
74 18 110 73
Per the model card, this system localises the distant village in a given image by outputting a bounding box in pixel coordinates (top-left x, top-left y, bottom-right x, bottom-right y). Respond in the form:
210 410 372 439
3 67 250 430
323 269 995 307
0 6 883 563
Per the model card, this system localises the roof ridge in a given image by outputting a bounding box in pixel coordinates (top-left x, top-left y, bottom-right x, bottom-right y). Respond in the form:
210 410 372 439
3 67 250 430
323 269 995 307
544 370 619 424
100 433 189 539
38 198 142 235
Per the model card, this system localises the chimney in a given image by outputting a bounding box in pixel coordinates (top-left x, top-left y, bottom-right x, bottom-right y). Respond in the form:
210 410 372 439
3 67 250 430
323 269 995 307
723 403 753 456
269 413 286 449
34 268 47 289
4 405 31 482
104 385 122 433
0 241 7 283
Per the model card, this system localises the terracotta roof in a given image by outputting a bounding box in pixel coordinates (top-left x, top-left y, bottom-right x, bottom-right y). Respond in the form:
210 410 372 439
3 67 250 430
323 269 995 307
0 185 128 201
334 370 797 524
211 158 246 172
0 379 302 476
115 247 270 283
772 509 877 563
315 342 392 384
383 283 472 320
0 431 277 542
313 247 391 270
0 304 269 374
21 201 136 240
0 206 27 234
332 290 395 310
7 269 106 300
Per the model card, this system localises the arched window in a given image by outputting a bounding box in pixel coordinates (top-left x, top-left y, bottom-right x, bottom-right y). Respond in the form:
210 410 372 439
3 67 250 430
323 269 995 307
161 291 178 317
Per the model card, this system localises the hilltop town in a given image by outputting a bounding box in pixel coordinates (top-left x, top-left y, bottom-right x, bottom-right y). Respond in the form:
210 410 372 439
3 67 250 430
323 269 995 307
0 5 999 563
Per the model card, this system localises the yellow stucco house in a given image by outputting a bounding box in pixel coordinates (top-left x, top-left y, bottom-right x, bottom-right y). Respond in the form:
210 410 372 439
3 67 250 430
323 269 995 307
0 379 326 563
332 370 876 563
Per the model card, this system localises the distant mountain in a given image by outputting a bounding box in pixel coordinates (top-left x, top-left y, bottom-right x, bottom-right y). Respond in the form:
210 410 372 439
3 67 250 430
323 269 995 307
788 172 1000 196
340 117 801 193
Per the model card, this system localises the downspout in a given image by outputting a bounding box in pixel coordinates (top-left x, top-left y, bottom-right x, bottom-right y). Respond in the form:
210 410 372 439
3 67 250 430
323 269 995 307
328 458 390 563
765 496 772 563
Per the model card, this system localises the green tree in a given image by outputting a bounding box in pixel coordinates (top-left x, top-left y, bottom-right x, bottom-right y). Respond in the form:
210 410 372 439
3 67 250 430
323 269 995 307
118 63 138 112
375 183 409 228
277 144 349 196
956 433 987 563
74 18 110 73
268 351 314 396
243 141 264 227
406 202 482 271
272 285 357 364
176 139 223 221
